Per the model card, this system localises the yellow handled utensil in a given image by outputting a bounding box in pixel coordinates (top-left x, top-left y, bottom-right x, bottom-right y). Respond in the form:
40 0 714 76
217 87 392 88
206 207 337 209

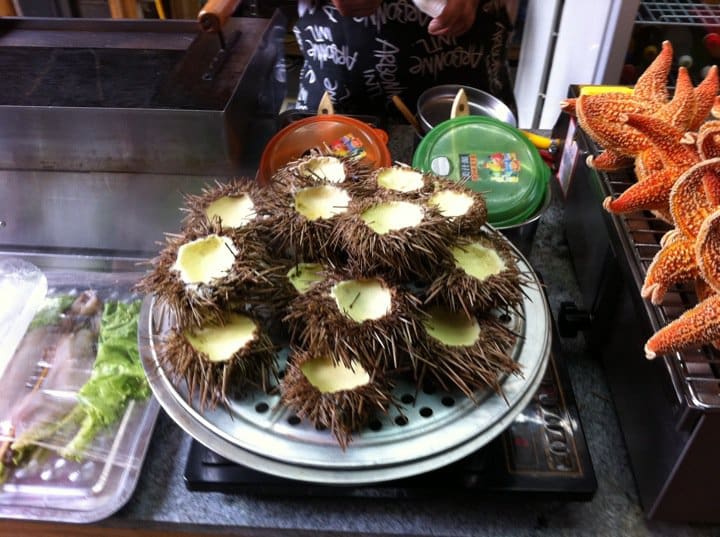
520 130 557 151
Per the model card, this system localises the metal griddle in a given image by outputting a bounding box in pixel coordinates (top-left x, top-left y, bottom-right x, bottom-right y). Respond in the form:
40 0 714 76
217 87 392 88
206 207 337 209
0 12 286 255
0 15 286 175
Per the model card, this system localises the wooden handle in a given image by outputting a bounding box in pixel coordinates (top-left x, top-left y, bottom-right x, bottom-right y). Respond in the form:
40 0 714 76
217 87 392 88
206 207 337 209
391 95 423 135
198 0 241 33
317 91 335 115
450 88 469 119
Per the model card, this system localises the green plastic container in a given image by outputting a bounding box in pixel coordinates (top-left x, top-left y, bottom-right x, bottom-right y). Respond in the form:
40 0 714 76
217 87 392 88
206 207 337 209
412 116 550 228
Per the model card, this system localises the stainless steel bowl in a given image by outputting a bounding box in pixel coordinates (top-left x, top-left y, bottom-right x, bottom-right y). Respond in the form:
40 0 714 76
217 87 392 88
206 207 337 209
417 84 517 132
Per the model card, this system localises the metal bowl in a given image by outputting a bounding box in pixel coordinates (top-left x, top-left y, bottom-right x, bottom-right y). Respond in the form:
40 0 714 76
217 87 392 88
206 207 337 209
497 181 552 258
417 84 517 132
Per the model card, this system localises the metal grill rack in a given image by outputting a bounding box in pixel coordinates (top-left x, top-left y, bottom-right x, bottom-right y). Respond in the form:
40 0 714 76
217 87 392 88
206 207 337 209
636 1 720 26
601 169 720 410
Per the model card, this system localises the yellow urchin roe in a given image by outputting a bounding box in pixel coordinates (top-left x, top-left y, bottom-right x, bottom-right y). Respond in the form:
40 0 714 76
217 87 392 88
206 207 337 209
301 357 370 393
185 313 258 363
423 306 481 347
428 190 474 218
298 156 346 183
452 242 505 281
205 194 255 228
331 279 392 322
294 185 350 220
172 234 237 285
287 263 325 294
361 201 424 234
376 168 424 192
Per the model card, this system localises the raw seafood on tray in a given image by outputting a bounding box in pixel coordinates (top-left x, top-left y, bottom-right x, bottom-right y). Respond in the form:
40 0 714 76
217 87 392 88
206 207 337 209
0 258 157 522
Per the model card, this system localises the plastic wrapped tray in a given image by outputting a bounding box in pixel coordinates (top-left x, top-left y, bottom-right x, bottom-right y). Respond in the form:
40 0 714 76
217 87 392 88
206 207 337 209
0 254 159 523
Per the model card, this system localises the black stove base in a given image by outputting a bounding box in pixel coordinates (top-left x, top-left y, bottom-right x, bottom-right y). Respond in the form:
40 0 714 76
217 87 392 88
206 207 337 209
184 334 597 501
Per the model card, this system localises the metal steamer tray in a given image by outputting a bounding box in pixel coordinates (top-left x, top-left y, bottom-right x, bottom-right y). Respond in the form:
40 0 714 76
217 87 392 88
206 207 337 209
139 246 551 484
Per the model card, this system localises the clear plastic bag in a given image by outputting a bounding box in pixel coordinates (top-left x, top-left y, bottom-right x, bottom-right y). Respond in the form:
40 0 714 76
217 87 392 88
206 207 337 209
0 259 158 523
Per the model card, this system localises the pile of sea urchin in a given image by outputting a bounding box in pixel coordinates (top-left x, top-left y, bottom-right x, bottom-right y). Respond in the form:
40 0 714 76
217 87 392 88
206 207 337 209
138 153 527 448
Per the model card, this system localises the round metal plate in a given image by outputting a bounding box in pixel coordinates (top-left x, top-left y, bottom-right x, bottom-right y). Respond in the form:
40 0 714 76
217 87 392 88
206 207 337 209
139 248 550 484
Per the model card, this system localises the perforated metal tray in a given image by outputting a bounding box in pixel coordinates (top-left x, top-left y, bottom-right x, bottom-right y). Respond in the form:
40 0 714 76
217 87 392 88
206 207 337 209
139 248 550 484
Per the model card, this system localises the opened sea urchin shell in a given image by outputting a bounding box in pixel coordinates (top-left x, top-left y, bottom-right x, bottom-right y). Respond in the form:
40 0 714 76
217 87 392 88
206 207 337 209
285 273 424 374
136 221 277 329
262 178 353 261
425 230 525 316
181 179 269 235
280 349 395 449
159 312 277 410
272 153 372 192
426 180 488 235
416 305 520 400
333 195 454 282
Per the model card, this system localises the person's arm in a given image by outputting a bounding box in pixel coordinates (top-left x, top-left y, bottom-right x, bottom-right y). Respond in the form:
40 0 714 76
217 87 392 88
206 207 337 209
427 0 481 37
331 0 382 17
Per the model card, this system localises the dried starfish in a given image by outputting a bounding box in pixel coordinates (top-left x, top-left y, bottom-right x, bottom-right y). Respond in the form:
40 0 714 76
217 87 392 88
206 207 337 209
602 112 699 216
641 234 699 304
578 66 697 171
696 207 720 291
632 40 673 108
643 163 720 358
638 159 719 305
561 41 675 171
574 93 656 157
696 120 720 160
589 149 635 171
634 147 665 182
668 158 718 240
645 293 720 359
690 65 719 131
711 95 720 119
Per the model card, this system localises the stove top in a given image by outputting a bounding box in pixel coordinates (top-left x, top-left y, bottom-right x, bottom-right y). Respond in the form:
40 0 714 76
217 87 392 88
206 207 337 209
184 328 597 500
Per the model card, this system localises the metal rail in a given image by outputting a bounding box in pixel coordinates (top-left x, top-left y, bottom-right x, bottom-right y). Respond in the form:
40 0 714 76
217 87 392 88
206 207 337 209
636 1 720 27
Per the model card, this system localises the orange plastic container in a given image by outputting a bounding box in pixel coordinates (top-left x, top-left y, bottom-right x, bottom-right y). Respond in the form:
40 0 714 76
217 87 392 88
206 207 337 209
257 115 391 184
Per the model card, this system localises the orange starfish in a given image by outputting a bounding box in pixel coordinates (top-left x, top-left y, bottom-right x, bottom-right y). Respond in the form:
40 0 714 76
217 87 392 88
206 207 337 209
578 66 697 173
588 149 634 171
690 65 719 131
575 93 657 157
668 158 717 239
637 159 719 305
561 41 675 171
562 40 673 119
711 94 720 119
632 40 674 108
643 164 720 359
641 235 699 304
645 294 720 359
634 147 665 182
696 120 720 160
602 111 699 216
696 207 720 290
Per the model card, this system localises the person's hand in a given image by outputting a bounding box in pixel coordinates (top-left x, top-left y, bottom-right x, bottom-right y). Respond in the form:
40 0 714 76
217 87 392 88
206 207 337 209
331 0 382 17
427 0 481 37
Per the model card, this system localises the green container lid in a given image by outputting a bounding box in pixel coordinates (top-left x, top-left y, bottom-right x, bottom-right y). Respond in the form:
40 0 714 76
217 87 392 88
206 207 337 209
412 116 549 228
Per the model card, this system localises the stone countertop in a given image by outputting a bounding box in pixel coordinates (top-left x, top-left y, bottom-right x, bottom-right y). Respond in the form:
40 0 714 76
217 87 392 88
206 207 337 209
110 126 716 537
